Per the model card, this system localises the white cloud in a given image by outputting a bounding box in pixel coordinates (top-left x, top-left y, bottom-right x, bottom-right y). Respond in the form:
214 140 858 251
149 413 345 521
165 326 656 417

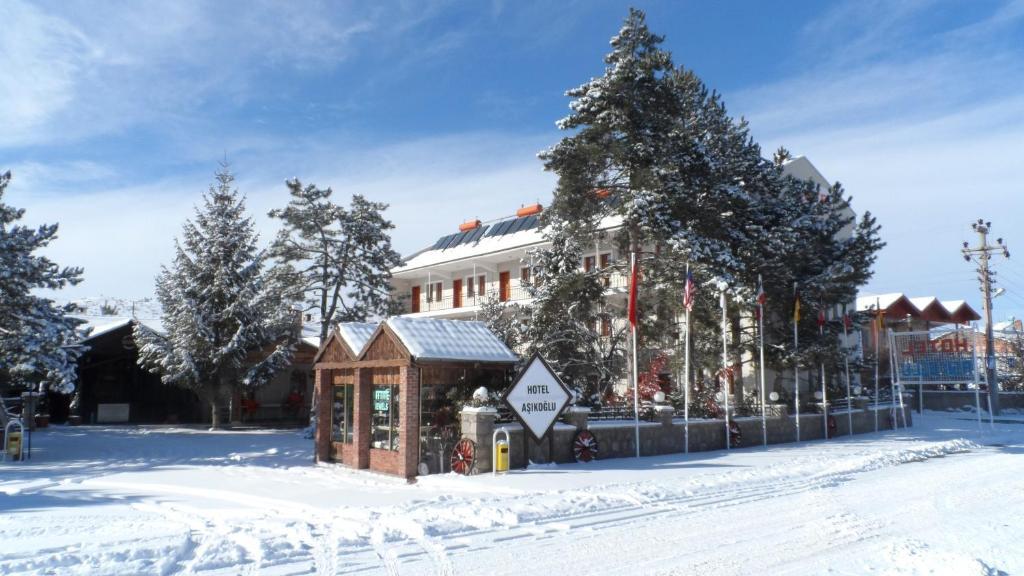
0 0 443 148
10 131 557 300
730 0 1024 318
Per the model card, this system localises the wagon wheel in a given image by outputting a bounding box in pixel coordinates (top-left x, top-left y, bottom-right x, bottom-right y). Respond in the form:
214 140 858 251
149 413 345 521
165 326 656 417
729 421 742 448
572 430 599 463
450 438 476 475
827 415 838 438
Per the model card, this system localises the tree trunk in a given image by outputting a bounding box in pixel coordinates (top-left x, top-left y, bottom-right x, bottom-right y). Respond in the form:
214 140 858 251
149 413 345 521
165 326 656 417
209 399 220 429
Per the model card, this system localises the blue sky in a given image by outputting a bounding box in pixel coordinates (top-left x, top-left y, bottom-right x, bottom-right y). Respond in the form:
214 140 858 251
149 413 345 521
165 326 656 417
5 0 1024 322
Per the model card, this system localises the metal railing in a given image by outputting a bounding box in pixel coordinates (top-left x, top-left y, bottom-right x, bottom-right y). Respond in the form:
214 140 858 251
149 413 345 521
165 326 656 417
402 271 630 314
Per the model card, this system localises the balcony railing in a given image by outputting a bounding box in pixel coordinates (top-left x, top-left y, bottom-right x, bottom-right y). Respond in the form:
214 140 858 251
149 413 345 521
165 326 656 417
400 272 630 315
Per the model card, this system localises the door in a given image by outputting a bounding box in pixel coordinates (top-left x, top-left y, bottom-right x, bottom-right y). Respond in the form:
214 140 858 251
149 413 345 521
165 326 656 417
499 271 511 301
453 279 462 308
411 286 421 313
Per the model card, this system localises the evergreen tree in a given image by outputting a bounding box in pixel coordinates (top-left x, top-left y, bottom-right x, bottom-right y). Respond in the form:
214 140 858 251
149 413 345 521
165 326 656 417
135 166 296 428
521 225 628 403
268 180 402 343
0 170 84 394
535 9 885 409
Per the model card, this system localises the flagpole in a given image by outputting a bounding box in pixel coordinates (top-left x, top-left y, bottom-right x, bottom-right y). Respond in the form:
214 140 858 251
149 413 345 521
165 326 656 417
684 263 691 454
721 286 731 451
794 282 801 443
874 297 881 433
842 304 853 437
758 275 767 448
631 252 641 458
820 305 828 441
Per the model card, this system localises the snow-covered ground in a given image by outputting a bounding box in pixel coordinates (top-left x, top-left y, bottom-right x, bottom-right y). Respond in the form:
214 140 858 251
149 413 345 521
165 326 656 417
2 411 1022 575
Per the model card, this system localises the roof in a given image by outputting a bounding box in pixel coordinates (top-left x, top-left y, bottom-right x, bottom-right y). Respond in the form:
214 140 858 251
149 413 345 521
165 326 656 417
856 294 981 323
337 322 378 356
385 317 517 363
392 214 624 275
72 315 163 342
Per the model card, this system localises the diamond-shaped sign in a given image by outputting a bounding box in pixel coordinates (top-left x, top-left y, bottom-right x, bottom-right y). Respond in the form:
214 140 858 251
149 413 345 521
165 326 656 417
502 353 572 443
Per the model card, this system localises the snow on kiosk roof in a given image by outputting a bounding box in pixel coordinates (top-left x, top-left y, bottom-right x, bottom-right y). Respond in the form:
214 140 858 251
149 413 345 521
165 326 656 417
384 317 517 364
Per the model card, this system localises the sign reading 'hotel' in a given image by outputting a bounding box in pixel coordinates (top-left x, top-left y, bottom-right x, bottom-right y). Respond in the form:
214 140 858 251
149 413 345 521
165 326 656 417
503 353 572 442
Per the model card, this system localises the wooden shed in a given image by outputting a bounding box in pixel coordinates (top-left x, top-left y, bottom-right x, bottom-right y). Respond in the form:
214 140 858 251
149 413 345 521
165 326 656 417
313 317 517 478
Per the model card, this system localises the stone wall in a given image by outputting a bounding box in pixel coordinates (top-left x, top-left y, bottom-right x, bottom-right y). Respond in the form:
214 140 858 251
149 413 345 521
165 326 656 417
461 404 913 474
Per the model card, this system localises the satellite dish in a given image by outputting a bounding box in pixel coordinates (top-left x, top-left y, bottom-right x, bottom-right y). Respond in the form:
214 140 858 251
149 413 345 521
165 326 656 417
769 391 780 402
653 391 666 403
813 391 823 400
853 386 862 395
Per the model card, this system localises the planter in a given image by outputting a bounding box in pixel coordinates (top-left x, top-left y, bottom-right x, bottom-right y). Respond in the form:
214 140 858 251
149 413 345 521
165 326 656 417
35 414 50 428
68 415 82 426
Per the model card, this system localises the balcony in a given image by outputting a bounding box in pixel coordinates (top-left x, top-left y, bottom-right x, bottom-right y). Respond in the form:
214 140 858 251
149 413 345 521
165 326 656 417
398 272 629 316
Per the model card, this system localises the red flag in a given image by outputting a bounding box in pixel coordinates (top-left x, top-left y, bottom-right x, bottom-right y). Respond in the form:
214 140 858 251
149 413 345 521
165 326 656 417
818 307 827 328
683 270 696 312
754 279 766 320
628 255 640 328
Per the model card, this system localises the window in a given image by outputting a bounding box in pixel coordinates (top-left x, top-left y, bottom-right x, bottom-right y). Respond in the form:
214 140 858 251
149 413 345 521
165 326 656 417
477 275 486 298
332 384 354 443
434 281 443 303
583 255 596 272
466 276 475 298
520 266 531 284
599 253 612 287
371 384 400 450
600 317 611 337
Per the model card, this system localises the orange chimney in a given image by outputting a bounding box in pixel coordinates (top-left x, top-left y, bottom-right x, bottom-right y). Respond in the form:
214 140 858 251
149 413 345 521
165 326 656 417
516 203 543 217
459 219 481 232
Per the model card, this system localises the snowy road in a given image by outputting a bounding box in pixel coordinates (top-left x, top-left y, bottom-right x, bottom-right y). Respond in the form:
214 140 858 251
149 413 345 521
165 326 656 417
1 412 1021 575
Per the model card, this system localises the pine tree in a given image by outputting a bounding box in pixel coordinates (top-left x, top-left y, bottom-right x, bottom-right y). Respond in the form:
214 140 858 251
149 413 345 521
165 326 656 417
268 179 402 343
135 166 297 428
535 9 885 410
0 170 84 394
521 226 628 403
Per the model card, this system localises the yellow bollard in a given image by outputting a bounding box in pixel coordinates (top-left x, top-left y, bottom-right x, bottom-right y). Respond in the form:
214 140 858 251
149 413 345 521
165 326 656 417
5 431 22 461
494 439 509 473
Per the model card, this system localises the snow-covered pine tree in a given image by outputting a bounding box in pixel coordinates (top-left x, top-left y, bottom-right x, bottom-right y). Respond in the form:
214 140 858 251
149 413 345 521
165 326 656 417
135 166 297 428
521 225 628 403
268 179 402 343
0 170 85 394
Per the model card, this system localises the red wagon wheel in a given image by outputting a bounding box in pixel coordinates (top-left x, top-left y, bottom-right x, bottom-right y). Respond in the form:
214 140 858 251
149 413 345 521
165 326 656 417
827 415 838 438
572 430 599 463
450 438 476 475
729 421 742 448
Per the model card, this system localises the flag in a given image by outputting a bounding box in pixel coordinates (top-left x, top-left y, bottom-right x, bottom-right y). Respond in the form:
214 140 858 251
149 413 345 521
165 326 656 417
628 255 639 328
683 270 696 312
843 305 852 330
817 307 826 328
754 278 766 320
793 290 801 323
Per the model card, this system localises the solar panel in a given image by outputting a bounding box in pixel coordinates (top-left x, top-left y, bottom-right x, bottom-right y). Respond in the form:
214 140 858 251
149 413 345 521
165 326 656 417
439 234 460 250
522 215 539 231
497 219 515 234
508 217 529 234
468 225 488 243
432 234 454 250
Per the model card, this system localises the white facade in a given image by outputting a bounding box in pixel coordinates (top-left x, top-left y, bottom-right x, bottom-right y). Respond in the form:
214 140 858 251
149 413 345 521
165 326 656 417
391 209 629 320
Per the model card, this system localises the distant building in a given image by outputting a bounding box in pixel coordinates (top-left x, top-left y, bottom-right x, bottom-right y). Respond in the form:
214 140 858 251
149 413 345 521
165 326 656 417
68 315 320 425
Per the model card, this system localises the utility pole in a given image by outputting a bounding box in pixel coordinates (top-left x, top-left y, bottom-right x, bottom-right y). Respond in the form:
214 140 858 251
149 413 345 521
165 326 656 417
962 219 1010 415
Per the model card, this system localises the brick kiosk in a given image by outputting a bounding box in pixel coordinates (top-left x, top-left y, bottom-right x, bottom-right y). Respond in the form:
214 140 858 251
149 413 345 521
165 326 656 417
313 317 517 479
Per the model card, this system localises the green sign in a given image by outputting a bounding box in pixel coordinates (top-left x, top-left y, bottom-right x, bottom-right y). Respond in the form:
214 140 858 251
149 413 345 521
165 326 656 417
374 387 391 412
